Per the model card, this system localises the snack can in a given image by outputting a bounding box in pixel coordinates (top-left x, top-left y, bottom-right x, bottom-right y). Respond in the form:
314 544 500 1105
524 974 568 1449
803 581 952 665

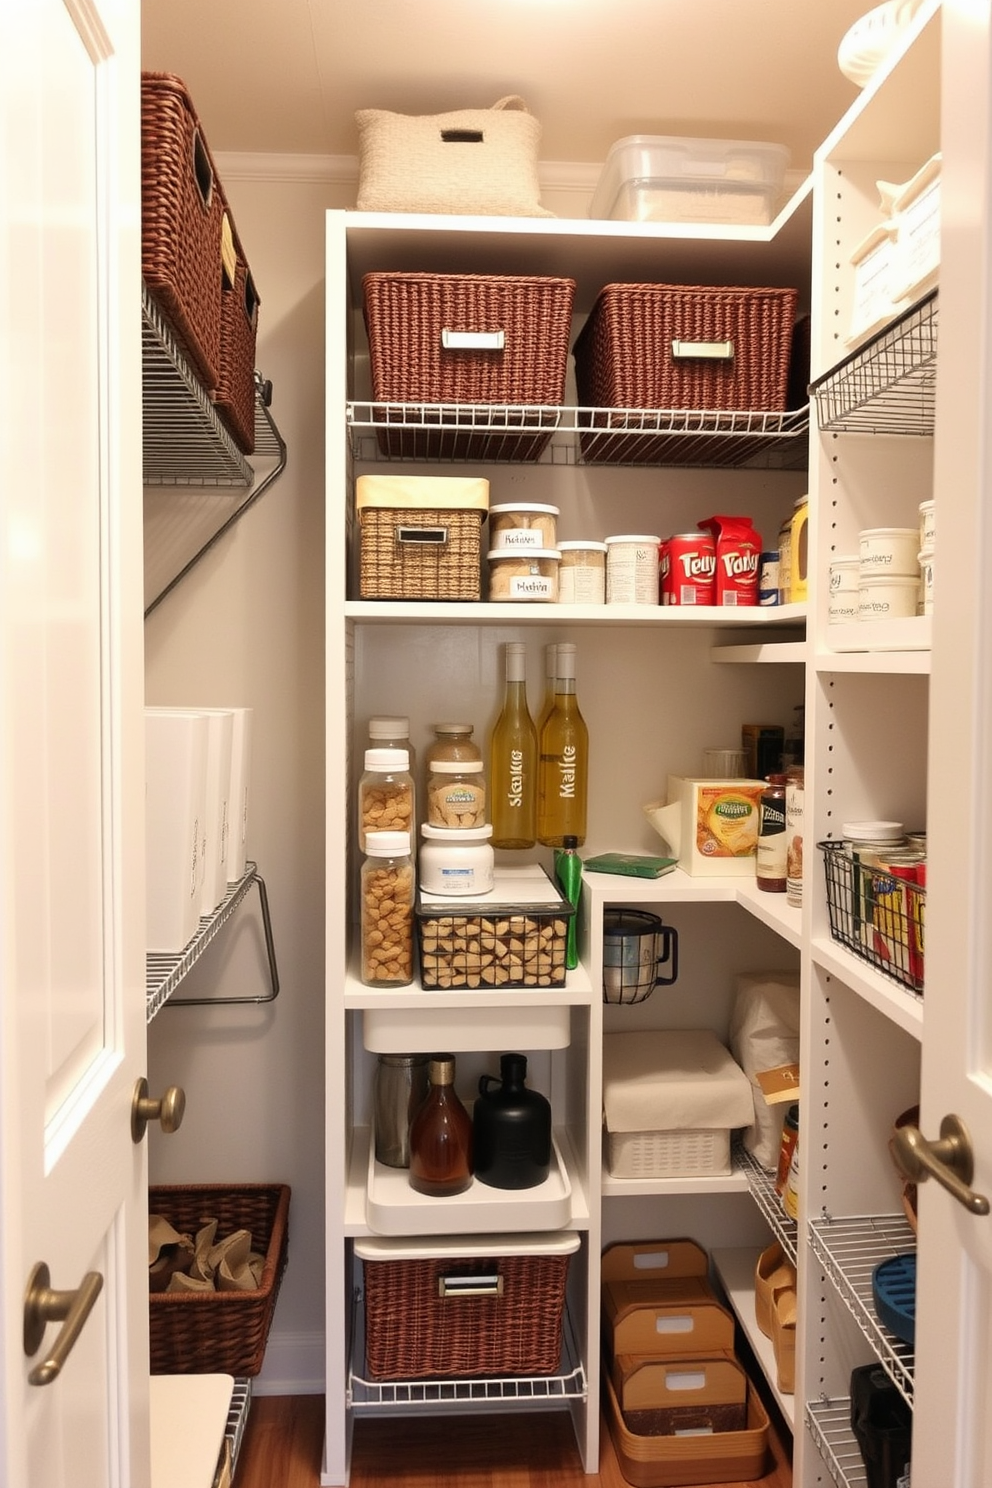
662 533 716 605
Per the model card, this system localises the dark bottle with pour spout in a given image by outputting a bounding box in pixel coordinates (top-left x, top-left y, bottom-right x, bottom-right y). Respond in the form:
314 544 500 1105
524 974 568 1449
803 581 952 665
473 1053 552 1190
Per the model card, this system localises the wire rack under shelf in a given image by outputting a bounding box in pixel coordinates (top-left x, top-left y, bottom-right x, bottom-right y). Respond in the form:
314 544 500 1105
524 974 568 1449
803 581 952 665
808 1213 916 1406
347 401 809 469
734 1140 799 1265
811 291 937 436
225 1378 252 1480
145 862 279 1022
806 1398 868 1488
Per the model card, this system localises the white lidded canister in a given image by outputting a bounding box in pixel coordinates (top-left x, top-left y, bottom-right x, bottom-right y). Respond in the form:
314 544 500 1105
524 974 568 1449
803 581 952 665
858 527 920 577
918 549 934 615
828 554 860 624
918 499 936 552
605 534 661 605
489 503 559 551
419 823 495 896
858 573 920 621
558 541 607 604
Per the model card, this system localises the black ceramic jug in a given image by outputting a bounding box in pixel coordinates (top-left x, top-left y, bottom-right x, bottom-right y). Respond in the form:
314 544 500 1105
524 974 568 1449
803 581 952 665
473 1052 552 1190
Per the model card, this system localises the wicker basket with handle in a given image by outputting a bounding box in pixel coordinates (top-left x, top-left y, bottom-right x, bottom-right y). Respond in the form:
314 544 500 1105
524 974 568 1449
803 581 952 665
148 1182 290 1376
140 72 226 391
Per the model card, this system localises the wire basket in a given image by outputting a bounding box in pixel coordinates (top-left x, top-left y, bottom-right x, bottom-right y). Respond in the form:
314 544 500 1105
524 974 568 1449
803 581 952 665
602 909 679 1005
819 841 925 994
148 1182 290 1376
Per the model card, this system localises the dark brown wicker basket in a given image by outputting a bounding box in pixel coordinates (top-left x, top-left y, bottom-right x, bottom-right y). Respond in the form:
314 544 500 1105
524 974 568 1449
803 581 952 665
358 505 485 600
361 1249 571 1380
573 282 798 414
141 72 225 391
363 272 575 460
149 1183 290 1377
214 203 260 454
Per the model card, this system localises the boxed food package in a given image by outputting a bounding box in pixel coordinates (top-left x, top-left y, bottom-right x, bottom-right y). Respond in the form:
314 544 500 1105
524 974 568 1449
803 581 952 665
645 777 765 877
602 1029 755 1178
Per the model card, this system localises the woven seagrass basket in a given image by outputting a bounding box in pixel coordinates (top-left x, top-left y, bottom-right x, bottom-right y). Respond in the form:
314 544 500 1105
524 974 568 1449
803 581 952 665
214 204 261 454
361 1247 571 1380
140 72 226 391
358 505 486 601
148 1182 290 1377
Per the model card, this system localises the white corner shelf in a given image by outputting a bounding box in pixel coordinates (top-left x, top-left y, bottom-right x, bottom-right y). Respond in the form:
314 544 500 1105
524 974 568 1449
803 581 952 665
344 600 810 629
810 935 924 1040
711 1246 795 1429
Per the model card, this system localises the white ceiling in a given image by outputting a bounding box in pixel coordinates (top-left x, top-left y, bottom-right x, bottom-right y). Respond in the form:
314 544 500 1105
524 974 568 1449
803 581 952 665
140 0 873 172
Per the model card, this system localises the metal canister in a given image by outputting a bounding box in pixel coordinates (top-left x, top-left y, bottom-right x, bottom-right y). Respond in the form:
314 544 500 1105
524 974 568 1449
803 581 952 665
373 1054 429 1168
873 851 926 987
662 532 716 606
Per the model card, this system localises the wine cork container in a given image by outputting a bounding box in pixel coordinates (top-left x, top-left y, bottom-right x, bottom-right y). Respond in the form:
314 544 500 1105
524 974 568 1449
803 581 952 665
489 503 559 551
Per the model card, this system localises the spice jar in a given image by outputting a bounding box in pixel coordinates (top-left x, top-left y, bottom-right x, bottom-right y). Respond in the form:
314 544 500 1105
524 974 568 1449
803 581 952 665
420 823 495 895
358 748 414 852
426 760 487 828
360 830 415 987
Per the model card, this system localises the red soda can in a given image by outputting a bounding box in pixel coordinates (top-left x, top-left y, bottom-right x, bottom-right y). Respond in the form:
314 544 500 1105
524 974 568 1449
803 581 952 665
662 533 716 605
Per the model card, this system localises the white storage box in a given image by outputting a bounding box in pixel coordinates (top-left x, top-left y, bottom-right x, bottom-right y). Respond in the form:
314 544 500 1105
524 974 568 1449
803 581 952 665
590 135 790 226
603 1030 754 1178
197 708 234 916
848 220 899 345
223 706 253 881
145 709 209 953
891 152 941 304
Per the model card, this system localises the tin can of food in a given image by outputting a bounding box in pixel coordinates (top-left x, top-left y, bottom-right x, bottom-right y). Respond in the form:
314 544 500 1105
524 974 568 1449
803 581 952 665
662 533 716 606
870 850 925 985
759 551 781 606
605 535 660 605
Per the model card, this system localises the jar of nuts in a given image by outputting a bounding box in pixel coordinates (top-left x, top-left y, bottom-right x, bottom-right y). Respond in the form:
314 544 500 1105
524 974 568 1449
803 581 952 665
426 759 487 829
358 748 414 851
360 830 415 987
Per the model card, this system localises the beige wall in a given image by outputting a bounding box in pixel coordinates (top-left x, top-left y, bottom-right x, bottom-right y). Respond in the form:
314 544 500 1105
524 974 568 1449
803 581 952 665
144 168 353 1392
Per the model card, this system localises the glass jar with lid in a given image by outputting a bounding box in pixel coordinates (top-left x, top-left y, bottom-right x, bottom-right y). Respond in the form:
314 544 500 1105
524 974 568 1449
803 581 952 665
424 723 482 769
360 829 415 987
426 760 487 829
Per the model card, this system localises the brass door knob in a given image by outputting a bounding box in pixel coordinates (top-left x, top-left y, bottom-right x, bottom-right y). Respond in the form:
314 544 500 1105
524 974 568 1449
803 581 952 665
131 1076 186 1143
890 1112 990 1216
23 1262 103 1385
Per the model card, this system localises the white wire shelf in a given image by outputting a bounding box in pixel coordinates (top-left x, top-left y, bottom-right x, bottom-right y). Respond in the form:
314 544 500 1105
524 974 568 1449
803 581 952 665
348 1293 586 1414
347 401 809 469
224 1378 252 1481
808 1213 916 1405
735 1141 798 1266
811 291 937 435
806 1397 868 1488
145 862 279 1023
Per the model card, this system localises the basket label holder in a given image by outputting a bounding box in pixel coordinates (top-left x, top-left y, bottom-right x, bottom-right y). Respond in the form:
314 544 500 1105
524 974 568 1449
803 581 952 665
671 339 735 361
441 329 506 351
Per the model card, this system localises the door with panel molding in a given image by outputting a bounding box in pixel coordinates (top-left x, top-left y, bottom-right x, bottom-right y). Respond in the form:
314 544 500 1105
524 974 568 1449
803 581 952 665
0 1 149 1484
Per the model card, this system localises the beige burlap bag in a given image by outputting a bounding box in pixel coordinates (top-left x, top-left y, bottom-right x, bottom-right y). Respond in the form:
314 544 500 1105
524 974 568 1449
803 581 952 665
355 96 553 217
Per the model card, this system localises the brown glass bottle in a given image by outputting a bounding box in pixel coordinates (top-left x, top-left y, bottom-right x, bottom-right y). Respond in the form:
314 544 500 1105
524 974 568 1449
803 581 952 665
408 1055 473 1196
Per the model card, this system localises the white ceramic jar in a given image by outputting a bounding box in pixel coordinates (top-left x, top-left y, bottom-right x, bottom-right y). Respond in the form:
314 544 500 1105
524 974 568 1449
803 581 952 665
419 823 495 896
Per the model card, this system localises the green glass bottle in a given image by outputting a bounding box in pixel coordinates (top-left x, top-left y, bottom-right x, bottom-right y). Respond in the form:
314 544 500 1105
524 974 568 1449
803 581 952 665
490 642 537 849
537 642 588 848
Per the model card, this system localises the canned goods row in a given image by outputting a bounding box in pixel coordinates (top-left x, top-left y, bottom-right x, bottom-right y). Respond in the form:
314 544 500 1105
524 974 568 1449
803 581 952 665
660 515 764 607
838 822 926 990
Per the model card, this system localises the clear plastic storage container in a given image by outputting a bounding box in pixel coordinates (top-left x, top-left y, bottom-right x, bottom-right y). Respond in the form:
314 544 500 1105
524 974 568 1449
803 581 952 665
590 135 791 226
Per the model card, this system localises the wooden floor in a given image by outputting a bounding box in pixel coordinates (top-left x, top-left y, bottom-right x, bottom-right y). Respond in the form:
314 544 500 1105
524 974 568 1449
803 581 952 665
234 1395 793 1488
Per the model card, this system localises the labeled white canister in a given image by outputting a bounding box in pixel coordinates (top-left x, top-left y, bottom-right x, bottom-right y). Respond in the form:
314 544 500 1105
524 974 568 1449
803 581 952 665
558 541 607 604
828 555 860 624
605 534 661 605
487 548 561 602
919 499 936 552
419 823 495 896
858 573 920 621
489 503 559 551
918 549 934 615
859 527 920 576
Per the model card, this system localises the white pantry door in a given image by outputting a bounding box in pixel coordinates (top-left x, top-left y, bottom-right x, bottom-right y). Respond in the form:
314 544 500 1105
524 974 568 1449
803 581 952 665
0 1 149 1486
912 3 992 1484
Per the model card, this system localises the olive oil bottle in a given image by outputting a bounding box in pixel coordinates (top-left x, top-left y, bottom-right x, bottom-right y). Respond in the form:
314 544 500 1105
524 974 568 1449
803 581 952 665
490 642 537 849
537 642 588 847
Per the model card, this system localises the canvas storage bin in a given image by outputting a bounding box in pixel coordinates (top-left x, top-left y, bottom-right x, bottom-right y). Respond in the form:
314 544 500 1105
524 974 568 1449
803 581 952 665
355 474 489 601
355 97 552 218
141 72 226 391
603 1029 754 1178
604 1367 771 1487
355 1231 579 1380
213 202 261 454
362 271 576 460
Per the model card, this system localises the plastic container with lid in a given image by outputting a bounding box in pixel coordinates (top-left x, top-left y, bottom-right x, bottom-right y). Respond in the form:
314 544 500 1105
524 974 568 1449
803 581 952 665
358 748 414 852
360 829 415 987
368 716 417 780
842 820 907 849
858 527 920 576
858 573 920 621
419 823 495 896
489 503 559 551
426 759 487 828
487 548 560 602
919 499 936 552
558 541 607 604
424 724 482 768
605 535 660 605
589 135 790 226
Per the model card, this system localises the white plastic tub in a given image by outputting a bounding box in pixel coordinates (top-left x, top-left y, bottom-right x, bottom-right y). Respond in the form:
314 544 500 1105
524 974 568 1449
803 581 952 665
859 526 920 576
858 573 921 621
590 135 790 226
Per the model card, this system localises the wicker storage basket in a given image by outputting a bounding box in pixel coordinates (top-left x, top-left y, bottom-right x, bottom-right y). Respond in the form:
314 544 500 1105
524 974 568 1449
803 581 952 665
356 474 489 601
362 272 575 459
356 1233 578 1380
214 204 260 454
574 282 798 463
148 1183 290 1376
141 73 226 391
